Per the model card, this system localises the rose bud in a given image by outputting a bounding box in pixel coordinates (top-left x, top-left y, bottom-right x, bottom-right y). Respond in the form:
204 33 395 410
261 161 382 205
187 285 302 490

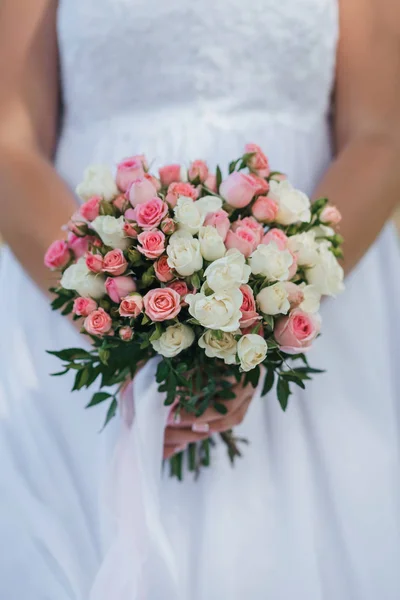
320 205 342 226
219 172 258 208
154 255 174 282
119 326 134 342
244 143 270 178
262 228 288 250
44 240 70 270
167 280 189 302
86 253 104 273
188 160 209 183
80 196 101 221
126 247 142 265
160 217 176 235
116 157 145 191
204 210 230 241
225 226 258 258
159 164 181 187
204 174 218 193
105 276 136 303
113 194 130 213
68 233 90 258
144 173 161 192
127 177 157 207
123 222 139 238
73 297 98 317
165 182 198 208
233 217 264 244
251 195 279 223
249 174 270 195
119 293 144 318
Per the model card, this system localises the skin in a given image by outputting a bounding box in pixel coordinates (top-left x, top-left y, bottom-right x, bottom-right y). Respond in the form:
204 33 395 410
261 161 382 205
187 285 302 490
0 0 399 457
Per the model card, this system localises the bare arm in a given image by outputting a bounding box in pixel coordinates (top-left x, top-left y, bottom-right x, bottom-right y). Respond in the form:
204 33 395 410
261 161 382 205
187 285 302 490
0 0 78 294
314 0 400 274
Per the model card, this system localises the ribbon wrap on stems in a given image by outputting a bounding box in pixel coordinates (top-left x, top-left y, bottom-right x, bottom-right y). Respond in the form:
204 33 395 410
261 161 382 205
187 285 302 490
89 359 181 600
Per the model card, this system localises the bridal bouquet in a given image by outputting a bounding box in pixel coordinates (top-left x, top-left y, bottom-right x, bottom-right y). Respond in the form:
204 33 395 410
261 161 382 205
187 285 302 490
45 144 344 478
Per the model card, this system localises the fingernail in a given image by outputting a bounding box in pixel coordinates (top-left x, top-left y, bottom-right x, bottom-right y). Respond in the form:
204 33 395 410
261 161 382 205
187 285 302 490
192 422 210 434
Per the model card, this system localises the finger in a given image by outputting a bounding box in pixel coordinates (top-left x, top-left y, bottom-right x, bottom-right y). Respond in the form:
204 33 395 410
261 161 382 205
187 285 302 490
164 426 210 446
210 396 252 433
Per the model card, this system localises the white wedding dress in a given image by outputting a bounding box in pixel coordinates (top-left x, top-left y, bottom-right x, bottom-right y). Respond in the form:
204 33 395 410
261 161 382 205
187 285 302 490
1 0 400 598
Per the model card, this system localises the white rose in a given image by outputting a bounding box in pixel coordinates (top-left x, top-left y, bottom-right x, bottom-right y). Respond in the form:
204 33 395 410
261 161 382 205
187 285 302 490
61 257 105 299
256 283 290 315
204 249 251 292
166 230 203 276
306 247 345 296
237 334 268 372
299 284 321 313
198 330 238 364
91 215 128 250
198 226 226 261
249 242 294 281
75 165 118 202
180 166 188 182
311 224 335 241
287 231 319 267
174 196 204 234
151 323 195 358
268 180 311 225
186 288 243 332
195 195 223 217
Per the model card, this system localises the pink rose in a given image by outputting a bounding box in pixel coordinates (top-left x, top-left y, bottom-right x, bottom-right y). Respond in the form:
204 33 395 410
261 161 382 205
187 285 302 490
127 177 157 207
119 293 143 318
132 197 168 230
233 217 263 244
103 249 128 276
160 217 176 235
244 143 270 178
219 172 258 208
159 164 181 187
143 288 181 322
79 196 101 221
123 222 138 238
287 251 298 279
249 174 270 195
86 253 104 273
204 174 218 193
67 211 87 236
154 255 174 282
167 280 189 301
262 228 288 250
165 182 198 208
285 282 304 308
119 326 134 341
204 210 230 241
113 194 129 213
274 309 320 354
252 196 279 223
84 308 113 336
188 160 209 183
73 297 98 317
239 284 260 328
320 205 342 226
44 240 70 270
144 173 161 192
68 233 90 258
225 226 258 258
116 158 145 191
106 276 136 303
137 230 165 259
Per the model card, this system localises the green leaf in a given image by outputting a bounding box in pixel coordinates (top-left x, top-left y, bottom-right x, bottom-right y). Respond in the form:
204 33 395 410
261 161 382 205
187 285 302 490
190 273 201 289
214 402 228 415
277 376 290 411
102 398 118 429
142 314 150 326
261 368 275 396
244 365 260 388
216 165 222 191
51 295 69 310
86 391 112 408
47 348 92 361
72 367 90 391
156 360 170 383
61 300 74 316
51 368 69 377
292 366 325 374
150 323 163 342
217 388 236 400
263 314 275 329
280 373 306 389
98 347 110 365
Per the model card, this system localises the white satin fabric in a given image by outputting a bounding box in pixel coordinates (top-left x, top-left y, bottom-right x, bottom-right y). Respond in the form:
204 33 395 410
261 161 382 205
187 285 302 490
1 1 400 598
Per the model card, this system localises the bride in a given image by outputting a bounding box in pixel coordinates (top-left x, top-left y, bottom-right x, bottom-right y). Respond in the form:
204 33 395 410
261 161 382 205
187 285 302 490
1 0 400 598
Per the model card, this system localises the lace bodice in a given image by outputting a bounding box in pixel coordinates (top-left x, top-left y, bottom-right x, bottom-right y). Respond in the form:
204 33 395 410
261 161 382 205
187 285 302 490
57 0 338 133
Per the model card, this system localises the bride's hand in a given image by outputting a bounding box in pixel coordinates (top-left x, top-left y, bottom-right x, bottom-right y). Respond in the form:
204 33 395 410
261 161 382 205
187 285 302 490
163 381 254 459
